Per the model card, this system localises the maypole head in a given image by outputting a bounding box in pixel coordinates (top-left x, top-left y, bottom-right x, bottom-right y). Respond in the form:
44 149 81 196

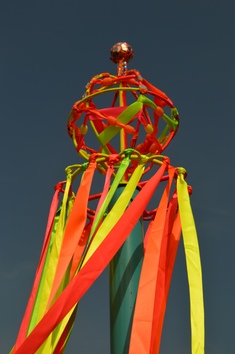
67 42 179 170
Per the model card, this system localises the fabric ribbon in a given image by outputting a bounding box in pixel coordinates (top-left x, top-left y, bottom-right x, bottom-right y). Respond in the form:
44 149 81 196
177 168 204 354
128 166 175 354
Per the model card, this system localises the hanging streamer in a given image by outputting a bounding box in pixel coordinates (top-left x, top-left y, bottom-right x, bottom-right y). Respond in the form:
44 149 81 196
151 194 181 353
177 168 205 354
13 183 65 349
129 166 175 354
48 160 96 306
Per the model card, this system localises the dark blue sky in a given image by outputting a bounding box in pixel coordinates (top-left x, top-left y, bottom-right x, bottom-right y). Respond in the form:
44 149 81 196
1 1 234 353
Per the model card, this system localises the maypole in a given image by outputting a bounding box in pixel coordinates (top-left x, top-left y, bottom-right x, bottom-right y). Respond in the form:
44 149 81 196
11 42 205 354
109 44 144 354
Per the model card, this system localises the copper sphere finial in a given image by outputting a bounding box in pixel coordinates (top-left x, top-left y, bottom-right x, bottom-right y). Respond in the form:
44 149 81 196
110 42 134 75
110 42 134 63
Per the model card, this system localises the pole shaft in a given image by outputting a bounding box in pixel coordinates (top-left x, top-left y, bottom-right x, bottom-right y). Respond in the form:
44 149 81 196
109 186 144 354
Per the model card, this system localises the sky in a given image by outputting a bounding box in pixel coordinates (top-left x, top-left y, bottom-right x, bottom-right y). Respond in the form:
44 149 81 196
1 0 235 353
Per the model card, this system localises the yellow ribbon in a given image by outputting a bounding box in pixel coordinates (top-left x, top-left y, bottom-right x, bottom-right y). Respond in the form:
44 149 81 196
177 168 205 354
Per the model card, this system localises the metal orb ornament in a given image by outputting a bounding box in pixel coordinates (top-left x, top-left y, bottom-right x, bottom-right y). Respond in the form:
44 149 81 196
110 42 134 64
